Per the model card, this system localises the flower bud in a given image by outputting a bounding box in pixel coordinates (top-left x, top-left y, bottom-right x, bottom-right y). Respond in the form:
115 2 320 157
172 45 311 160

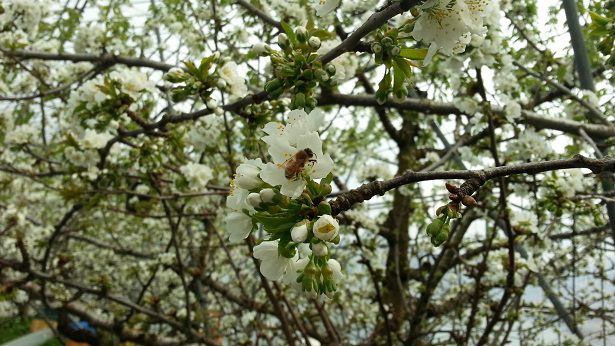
292 92 306 108
308 36 321 50
291 222 309 243
461 195 478 207
393 85 408 102
312 243 328 257
235 162 263 190
164 67 188 82
214 107 224 116
371 42 382 54
431 224 450 247
206 98 218 109
313 215 339 241
265 78 284 94
259 188 275 203
317 201 332 215
216 79 227 89
389 45 401 56
247 192 262 208
295 26 308 42
426 218 444 237
253 42 270 55
325 63 336 76
278 33 289 48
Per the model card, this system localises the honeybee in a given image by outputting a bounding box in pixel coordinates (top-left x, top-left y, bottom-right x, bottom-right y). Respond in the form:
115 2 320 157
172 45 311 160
284 148 316 180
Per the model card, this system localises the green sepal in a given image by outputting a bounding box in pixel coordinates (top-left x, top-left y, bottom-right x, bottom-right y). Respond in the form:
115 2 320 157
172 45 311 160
317 201 332 215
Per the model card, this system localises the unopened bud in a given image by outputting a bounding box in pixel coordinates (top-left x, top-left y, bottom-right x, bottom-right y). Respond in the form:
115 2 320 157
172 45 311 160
461 195 478 207
291 222 309 243
312 243 328 257
371 42 382 54
259 188 276 203
247 193 262 208
278 33 289 48
308 36 321 50
295 26 308 42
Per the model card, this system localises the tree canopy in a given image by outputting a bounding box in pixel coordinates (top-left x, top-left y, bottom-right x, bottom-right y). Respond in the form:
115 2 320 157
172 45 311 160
0 0 614 345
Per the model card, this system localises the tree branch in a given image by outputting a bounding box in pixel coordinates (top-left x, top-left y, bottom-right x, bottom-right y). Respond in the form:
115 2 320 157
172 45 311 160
329 155 615 214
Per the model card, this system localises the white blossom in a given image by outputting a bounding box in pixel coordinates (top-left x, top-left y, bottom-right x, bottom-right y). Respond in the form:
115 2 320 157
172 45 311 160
412 0 488 63
179 162 213 189
218 61 248 98
235 159 265 190
313 215 339 241
82 129 114 149
314 0 340 17
253 240 297 281
224 211 253 242
260 109 334 198
291 222 308 243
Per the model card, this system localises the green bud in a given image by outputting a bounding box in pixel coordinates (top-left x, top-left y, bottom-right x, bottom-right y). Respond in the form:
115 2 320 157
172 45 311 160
389 46 401 56
308 36 321 50
431 225 450 247
371 42 383 54
317 201 332 215
278 33 289 49
301 69 315 81
292 92 306 108
435 205 448 216
381 37 393 47
376 89 388 105
306 97 318 110
265 79 284 93
325 63 336 76
295 26 308 43
393 85 408 102
321 183 332 195
426 218 444 237
164 68 189 83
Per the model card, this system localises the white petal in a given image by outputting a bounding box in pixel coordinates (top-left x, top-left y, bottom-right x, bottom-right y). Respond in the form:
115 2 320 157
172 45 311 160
327 258 343 281
260 258 286 281
266 136 295 164
253 240 278 259
260 163 288 187
280 179 306 199
263 122 285 136
306 108 325 131
295 132 323 157
225 212 253 242
287 109 308 124
311 154 334 179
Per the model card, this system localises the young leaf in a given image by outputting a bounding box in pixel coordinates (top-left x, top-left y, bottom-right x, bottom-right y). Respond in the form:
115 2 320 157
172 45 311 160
399 48 429 60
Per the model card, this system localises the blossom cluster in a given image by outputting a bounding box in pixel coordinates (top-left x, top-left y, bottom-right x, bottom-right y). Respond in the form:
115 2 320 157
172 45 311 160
224 108 343 296
412 0 489 62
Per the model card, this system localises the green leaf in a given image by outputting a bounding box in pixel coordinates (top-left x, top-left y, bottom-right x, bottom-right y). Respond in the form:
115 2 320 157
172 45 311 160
280 21 298 46
399 48 429 60
393 57 413 78
392 63 405 91
589 11 610 26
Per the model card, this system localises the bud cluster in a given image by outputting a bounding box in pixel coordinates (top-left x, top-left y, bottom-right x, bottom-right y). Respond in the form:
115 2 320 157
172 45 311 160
164 55 219 105
425 182 478 246
228 166 343 295
369 25 427 104
257 23 337 111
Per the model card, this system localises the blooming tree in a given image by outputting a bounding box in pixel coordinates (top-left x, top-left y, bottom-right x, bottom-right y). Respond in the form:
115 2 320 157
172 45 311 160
0 0 614 345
